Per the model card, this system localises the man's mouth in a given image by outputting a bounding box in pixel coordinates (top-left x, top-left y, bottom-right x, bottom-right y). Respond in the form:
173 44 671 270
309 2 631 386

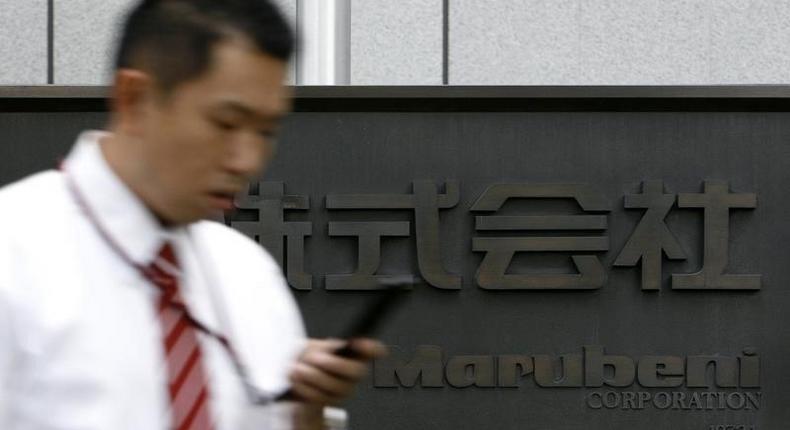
206 191 236 211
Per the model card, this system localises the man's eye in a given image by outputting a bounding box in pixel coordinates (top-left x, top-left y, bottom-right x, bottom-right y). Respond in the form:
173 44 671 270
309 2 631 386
213 119 237 131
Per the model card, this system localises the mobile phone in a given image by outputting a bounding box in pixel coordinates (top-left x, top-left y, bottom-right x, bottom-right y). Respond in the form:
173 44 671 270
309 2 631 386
274 277 412 401
334 276 413 358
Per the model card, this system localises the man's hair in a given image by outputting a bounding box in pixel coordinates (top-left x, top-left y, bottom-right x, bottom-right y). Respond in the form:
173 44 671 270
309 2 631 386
116 0 294 92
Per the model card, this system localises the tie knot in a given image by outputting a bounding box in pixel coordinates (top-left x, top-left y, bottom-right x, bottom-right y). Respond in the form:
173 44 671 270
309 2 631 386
156 242 179 270
151 242 181 280
148 242 182 301
149 243 180 283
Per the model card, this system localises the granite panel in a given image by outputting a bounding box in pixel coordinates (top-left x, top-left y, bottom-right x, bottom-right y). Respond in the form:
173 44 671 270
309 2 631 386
350 0 443 85
54 0 133 85
0 1 48 85
451 0 790 85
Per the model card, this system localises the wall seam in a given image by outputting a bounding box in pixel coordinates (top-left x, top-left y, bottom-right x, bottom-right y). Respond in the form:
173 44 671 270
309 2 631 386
442 0 449 85
47 0 54 84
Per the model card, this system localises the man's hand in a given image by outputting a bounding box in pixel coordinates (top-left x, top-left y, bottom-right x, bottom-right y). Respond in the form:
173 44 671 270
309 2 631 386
288 338 387 405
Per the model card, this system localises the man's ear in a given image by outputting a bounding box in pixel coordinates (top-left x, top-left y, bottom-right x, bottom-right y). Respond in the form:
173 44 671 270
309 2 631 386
111 69 154 136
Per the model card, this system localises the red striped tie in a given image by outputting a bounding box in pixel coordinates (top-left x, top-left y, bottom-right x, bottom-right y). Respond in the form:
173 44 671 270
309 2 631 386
150 243 215 430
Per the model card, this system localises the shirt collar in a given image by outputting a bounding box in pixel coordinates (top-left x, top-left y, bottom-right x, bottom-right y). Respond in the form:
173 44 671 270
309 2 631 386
62 130 177 265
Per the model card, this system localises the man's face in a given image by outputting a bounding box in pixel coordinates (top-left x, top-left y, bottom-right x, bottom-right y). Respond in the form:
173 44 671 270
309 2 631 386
127 40 290 225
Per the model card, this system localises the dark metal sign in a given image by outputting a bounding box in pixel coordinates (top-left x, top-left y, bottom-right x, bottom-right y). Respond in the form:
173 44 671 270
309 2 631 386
1 87 787 430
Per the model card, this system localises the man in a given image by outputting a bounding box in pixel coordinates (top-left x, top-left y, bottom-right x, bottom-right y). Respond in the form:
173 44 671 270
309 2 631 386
0 0 383 428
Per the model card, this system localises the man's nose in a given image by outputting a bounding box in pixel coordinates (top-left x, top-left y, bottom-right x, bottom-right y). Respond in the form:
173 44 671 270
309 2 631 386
223 132 272 178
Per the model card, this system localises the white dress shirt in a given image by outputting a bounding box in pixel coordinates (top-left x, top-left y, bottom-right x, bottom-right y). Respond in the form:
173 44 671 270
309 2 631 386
0 131 306 429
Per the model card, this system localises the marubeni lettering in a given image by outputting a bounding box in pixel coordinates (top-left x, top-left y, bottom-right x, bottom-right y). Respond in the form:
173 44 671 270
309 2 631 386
373 345 761 411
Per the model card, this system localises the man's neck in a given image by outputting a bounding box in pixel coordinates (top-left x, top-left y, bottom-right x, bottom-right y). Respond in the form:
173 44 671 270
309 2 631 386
99 132 174 228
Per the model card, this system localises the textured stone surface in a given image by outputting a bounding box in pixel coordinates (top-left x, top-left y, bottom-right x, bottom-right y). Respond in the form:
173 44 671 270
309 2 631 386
350 0 443 85
450 0 790 85
450 0 579 85
54 0 133 85
0 1 48 85
708 0 790 83
54 0 298 85
577 0 710 84
23 0 790 86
